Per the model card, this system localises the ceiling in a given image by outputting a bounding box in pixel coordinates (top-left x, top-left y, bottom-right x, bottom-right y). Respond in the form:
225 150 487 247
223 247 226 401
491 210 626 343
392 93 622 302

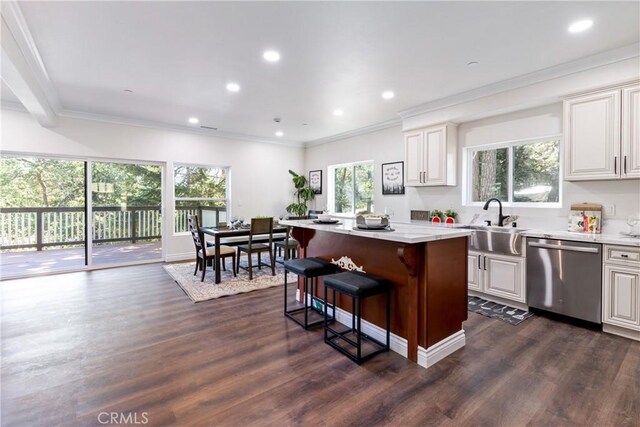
3 1 640 144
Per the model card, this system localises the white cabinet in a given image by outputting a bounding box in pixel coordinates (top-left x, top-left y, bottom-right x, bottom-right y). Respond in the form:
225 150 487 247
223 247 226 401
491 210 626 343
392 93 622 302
622 85 640 178
467 251 525 304
467 250 482 292
483 254 525 303
603 245 640 341
404 123 457 187
564 82 640 181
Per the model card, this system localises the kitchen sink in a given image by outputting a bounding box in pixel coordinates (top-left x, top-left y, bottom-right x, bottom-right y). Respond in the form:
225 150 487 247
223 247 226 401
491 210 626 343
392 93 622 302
457 225 527 256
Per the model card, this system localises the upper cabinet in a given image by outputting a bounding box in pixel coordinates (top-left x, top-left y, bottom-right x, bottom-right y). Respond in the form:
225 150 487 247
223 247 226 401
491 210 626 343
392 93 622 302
564 82 640 181
404 123 457 187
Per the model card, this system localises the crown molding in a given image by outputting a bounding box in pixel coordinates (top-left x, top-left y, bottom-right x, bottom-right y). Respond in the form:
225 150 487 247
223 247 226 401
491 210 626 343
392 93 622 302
304 117 402 147
1 0 61 113
57 109 306 148
398 43 640 120
1 99 27 112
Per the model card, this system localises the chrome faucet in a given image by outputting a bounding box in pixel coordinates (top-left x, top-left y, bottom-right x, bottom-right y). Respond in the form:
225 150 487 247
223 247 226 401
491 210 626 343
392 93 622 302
482 198 507 227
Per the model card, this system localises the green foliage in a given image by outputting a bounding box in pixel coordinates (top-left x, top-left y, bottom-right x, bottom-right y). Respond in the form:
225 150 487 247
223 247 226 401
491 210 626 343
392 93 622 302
431 209 444 219
333 163 374 214
174 166 226 199
444 209 457 219
286 170 314 217
0 157 163 209
513 140 559 202
0 157 85 207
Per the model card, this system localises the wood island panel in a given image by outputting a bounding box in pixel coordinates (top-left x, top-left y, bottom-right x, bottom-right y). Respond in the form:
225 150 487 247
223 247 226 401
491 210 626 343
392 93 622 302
290 227 468 362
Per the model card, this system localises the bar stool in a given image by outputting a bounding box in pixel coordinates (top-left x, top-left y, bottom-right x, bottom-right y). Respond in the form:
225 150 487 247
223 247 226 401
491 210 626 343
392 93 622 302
284 257 340 329
323 271 391 364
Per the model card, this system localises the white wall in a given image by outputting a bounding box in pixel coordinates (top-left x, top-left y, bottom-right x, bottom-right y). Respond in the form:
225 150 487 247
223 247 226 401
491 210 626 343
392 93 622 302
305 124 410 220
306 103 640 233
0 109 304 260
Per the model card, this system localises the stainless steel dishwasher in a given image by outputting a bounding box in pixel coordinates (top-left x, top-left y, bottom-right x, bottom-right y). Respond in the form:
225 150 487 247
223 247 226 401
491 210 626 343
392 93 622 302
526 238 602 323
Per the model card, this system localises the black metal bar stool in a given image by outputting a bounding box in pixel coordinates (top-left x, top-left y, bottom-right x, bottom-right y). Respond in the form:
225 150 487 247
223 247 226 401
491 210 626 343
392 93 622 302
323 271 391 364
284 257 340 329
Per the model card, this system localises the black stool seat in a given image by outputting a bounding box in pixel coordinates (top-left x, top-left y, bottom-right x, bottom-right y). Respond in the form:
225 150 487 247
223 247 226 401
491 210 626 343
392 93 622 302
323 271 391 364
324 271 391 297
284 257 340 329
284 257 337 277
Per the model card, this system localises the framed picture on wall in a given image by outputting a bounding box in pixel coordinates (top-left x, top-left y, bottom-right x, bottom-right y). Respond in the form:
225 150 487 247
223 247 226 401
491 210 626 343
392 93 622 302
309 170 322 194
382 161 405 195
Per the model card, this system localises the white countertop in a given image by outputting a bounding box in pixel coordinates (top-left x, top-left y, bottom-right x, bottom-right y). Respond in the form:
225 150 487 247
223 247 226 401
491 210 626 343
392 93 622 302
522 229 640 247
278 219 471 244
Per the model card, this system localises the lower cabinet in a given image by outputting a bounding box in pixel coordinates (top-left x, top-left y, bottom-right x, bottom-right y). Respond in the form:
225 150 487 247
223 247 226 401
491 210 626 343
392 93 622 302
602 245 640 341
468 250 525 304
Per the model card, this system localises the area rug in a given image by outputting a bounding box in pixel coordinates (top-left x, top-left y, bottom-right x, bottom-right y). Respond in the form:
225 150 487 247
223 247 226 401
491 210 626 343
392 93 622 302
468 296 533 325
163 256 286 303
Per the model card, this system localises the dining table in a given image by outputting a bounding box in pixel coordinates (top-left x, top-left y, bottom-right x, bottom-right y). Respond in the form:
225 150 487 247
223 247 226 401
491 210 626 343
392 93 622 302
201 224 290 284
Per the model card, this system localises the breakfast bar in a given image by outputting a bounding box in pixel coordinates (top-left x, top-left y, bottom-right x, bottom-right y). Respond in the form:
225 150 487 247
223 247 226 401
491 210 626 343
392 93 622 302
279 218 472 367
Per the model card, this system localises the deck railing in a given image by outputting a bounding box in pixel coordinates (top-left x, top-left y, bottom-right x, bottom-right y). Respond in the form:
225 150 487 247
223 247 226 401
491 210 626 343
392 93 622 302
0 206 225 250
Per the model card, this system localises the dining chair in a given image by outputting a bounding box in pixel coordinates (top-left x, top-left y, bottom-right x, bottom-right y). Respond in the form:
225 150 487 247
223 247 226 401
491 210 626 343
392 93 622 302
308 210 323 219
236 217 275 280
188 215 236 281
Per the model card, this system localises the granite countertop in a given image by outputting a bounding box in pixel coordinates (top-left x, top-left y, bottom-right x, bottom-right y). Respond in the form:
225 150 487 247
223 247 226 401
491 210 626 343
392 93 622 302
278 219 471 244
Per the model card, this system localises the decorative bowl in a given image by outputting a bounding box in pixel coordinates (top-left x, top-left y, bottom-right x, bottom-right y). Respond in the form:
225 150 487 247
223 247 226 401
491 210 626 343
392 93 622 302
364 216 383 226
317 214 333 222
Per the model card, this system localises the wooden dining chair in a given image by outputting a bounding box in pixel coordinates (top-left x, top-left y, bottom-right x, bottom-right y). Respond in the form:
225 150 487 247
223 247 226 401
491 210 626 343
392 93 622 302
188 215 236 281
236 217 275 280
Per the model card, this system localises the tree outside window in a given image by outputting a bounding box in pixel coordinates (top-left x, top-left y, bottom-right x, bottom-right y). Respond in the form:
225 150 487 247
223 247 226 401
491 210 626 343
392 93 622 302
174 165 229 232
467 138 560 206
330 161 374 214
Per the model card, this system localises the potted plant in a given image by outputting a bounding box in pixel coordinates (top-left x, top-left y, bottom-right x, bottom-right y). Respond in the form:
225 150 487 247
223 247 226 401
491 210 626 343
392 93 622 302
286 170 315 218
444 209 457 219
431 209 444 222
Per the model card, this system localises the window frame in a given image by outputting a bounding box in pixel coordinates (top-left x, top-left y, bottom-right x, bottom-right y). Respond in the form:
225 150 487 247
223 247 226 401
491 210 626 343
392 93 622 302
327 160 374 217
173 162 230 234
462 135 563 208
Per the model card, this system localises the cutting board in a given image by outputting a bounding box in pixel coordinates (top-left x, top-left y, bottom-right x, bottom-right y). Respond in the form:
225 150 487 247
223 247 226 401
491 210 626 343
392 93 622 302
568 203 602 233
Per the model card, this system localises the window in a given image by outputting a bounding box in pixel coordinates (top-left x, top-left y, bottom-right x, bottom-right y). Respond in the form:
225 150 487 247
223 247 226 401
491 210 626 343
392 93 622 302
328 161 374 215
464 137 561 207
174 164 229 232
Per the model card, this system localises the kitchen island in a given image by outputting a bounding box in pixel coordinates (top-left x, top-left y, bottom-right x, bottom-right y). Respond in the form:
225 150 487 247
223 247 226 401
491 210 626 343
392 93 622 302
278 218 472 368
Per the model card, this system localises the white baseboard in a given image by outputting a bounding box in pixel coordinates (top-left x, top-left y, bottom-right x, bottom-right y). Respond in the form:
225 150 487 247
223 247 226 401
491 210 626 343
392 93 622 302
603 323 640 341
417 330 466 368
165 252 192 263
300 291 408 358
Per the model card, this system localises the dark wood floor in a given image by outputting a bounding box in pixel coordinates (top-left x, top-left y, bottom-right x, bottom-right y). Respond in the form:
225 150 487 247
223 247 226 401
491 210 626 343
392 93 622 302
1 264 638 427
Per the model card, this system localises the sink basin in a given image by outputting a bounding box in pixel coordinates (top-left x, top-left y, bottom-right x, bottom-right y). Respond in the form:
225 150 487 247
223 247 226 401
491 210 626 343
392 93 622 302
458 225 527 255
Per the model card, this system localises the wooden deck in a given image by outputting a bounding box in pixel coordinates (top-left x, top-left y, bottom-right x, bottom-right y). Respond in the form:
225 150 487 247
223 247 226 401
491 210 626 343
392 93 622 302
0 241 161 278
1 264 638 426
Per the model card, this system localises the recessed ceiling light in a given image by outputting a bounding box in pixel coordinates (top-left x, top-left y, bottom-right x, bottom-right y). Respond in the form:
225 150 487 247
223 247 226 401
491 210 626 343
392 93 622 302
263 50 281 62
226 82 240 92
275 131 284 137
467 61 479 67
568 19 593 33
333 109 344 116
188 117 199 124
382 91 395 100
123 89 133 93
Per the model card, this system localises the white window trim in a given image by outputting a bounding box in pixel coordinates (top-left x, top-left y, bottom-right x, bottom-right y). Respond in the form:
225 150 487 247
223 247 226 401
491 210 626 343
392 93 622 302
173 163 231 235
327 160 374 216
462 134 563 209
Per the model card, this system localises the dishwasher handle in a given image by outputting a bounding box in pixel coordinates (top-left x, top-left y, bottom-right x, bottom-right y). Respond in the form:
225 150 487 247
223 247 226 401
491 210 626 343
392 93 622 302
528 241 600 253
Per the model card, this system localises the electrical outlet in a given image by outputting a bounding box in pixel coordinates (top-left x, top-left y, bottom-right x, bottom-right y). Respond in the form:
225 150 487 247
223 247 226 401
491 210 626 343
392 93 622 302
604 204 615 216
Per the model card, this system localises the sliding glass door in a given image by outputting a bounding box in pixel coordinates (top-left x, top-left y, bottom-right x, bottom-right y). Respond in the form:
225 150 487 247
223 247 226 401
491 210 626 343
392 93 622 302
0 155 87 278
0 155 163 279
90 161 162 267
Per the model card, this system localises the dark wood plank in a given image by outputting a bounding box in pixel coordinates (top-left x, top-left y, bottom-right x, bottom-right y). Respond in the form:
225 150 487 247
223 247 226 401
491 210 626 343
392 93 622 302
1 264 639 426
